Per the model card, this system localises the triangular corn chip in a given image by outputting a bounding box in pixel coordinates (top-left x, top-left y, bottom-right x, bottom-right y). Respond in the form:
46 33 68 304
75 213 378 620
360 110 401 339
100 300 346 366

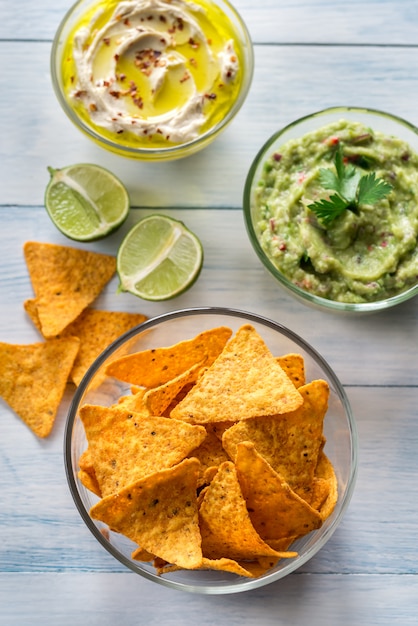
90 458 203 569
235 442 322 540
143 359 205 416
23 241 116 338
24 301 147 386
199 461 297 561
0 337 80 437
79 404 206 496
105 326 233 387
222 379 329 493
170 325 303 423
276 353 306 388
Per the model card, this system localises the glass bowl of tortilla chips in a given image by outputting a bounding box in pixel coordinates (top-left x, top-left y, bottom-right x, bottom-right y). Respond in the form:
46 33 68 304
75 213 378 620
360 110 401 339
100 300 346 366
65 307 358 594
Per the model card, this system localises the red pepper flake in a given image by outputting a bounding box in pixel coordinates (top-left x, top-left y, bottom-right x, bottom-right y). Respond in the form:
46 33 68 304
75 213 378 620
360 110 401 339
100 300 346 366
188 37 199 49
103 37 111 46
279 243 287 251
110 90 121 98
204 92 217 100
89 102 97 112
273 153 282 162
117 129 124 134
124 18 131 26
230 55 237 63
159 15 166 22
70 75 74 83
189 57 197 67
114 54 120 61
180 72 191 83
207 38 212 45
381 240 387 247
157 128 163 134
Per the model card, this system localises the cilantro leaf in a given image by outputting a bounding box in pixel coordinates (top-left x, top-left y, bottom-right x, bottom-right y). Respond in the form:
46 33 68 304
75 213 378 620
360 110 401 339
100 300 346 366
357 171 393 205
308 143 392 225
307 194 349 225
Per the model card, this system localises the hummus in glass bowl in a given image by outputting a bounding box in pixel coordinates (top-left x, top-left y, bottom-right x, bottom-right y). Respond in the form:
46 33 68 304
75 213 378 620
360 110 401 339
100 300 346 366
51 0 253 160
244 107 418 313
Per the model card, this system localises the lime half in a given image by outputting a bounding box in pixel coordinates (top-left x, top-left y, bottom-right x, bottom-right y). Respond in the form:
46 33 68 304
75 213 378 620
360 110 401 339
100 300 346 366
117 215 203 301
45 163 130 241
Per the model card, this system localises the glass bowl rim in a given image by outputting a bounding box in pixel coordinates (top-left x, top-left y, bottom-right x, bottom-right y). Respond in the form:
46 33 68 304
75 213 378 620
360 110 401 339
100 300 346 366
50 0 254 159
243 105 418 313
64 305 358 594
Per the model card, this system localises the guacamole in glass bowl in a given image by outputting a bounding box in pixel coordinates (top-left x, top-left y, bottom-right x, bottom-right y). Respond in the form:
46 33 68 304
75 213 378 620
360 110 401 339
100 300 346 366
244 107 418 313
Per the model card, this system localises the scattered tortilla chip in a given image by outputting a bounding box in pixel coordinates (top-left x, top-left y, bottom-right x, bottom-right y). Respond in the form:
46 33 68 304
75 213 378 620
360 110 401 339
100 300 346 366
222 379 329 493
25 301 147 386
235 442 323 541
23 241 116 338
90 458 203 569
199 461 297 561
105 326 233 387
0 337 80 437
277 353 306 388
79 404 207 497
170 325 303 424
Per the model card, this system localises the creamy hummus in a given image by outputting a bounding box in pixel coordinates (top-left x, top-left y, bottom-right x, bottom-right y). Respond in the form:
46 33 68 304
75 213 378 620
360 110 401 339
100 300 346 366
62 0 243 148
253 119 418 303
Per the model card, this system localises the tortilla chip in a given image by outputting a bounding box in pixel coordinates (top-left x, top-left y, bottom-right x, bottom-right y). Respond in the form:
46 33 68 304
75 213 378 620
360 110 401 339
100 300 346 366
78 448 102 496
105 326 233 387
170 325 303 424
131 546 155 562
154 556 275 578
90 457 203 569
23 241 116 338
0 337 80 437
144 359 205 416
314 451 338 521
187 426 229 486
222 379 329 493
113 388 151 415
276 353 306 388
235 442 322 540
199 461 297 561
79 404 207 496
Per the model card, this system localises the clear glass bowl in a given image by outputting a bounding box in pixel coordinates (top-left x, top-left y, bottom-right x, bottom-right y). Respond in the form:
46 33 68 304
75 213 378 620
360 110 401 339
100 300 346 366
51 0 253 161
65 307 358 594
243 107 418 313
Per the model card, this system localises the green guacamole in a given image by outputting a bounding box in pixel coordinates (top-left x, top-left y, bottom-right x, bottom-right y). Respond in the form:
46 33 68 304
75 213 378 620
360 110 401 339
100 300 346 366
254 119 418 303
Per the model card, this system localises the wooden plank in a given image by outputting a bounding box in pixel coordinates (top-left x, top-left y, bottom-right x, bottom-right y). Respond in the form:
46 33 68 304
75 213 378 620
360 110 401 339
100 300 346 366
2 0 418 45
0 572 417 625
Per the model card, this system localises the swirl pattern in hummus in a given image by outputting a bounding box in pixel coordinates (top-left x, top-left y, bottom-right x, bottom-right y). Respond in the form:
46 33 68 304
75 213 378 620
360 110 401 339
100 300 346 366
64 0 242 147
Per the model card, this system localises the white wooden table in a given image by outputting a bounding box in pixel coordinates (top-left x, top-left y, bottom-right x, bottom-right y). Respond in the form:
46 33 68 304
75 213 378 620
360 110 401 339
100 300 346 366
1 1 417 623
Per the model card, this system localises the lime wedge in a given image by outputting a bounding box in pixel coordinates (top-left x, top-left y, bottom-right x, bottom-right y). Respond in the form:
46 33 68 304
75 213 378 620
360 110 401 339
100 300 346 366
117 215 203 301
44 163 130 241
